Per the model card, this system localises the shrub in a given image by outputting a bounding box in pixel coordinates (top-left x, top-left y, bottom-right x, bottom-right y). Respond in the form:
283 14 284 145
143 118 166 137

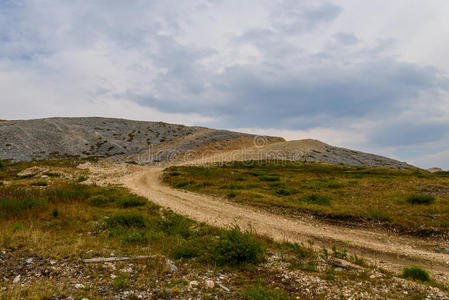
227 192 237 198
0 194 47 214
117 196 146 208
368 209 392 222
51 208 59 218
275 187 297 196
0 160 3 168
122 231 148 244
406 194 435 204
158 211 192 237
171 242 200 259
113 273 130 290
105 212 147 228
241 283 289 300
213 226 265 266
88 195 110 207
299 194 331 205
174 181 189 188
401 266 430 282
259 175 280 182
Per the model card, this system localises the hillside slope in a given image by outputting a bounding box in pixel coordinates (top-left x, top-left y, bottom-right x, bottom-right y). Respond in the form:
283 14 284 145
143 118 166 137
0 117 413 169
0 117 282 162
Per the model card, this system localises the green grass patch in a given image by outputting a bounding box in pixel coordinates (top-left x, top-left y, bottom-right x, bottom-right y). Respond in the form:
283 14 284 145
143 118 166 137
406 194 435 204
117 196 147 208
241 283 289 300
401 266 431 282
213 226 265 266
299 194 331 206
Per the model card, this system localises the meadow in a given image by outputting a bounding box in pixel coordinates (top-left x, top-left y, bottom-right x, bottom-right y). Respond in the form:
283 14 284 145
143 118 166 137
164 161 449 236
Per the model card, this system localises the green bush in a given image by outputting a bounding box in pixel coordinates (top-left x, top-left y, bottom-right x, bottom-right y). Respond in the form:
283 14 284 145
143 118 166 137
158 211 192 237
406 194 435 204
213 226 265 266
117 196 146 208
174 181 189 188
0 194 47 214
51 208 59 218
105 212 147 228
227 192 237 198
122 231 148 244
113 273 130 290
401 266 431 282
299 194 331 205
171 241 200 259
0 160 3 168
259 175 280 182
241 283 289 300
88 195 110 207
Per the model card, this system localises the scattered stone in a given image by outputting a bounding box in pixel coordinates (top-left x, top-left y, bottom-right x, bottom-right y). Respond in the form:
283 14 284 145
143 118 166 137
166 259 178 272
205 280 215 289
13 275 21 284
75 283 85 289
218 283 230 292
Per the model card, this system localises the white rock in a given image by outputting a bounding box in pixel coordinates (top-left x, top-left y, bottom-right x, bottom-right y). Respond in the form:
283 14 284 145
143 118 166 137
75 283 85 289
189 280 199 287
26 258 33 264
13 275 21 284
205 280 215 289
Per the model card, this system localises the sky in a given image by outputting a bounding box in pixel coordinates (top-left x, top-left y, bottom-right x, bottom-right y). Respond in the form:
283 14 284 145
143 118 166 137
1 0 449 168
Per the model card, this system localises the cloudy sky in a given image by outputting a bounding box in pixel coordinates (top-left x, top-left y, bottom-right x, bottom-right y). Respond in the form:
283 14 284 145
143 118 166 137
1 0 449 168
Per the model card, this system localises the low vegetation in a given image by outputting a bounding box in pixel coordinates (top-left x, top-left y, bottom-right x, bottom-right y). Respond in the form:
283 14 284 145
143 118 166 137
402 266 431 282
164 161 449 234
0 160 446 298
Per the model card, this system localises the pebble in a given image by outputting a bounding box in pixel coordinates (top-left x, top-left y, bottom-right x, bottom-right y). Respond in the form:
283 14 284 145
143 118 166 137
13 275 21 284
205 279 215 289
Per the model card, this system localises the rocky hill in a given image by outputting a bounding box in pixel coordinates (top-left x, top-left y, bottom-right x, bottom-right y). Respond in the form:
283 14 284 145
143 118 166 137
0 117 282 162
0 117 414 169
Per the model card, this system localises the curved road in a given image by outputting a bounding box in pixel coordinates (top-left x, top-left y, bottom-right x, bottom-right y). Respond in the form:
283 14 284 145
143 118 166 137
120 166 449 284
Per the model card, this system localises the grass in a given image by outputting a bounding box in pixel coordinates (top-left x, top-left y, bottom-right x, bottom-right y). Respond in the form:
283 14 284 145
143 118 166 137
401 266 431 282
241 283 289 300
163 161 449 234
0 160 447 298
406 194 435 204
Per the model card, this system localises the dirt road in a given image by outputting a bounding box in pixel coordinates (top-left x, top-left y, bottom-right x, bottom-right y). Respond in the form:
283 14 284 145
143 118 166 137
117 166 449 283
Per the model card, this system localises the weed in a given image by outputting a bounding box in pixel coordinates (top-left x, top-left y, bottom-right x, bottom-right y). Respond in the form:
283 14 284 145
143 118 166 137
320 247 329 261
259 175 280 182
31 181 48 187
105 212 147 228
227 192 237 198
113 273 130 290
401 266 431 282
171 241 200 259
406 194 435 204
213 226 265 266
331 246 347 259
299 194 331 206
88 195 110 207
51 208 59 218
122 231 148 244
158 211 192 237
117 196 147 208
323 267 335 281
368 209 392 222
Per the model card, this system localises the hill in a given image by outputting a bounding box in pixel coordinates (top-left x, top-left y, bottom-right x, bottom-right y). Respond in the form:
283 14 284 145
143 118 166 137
0 117 412 169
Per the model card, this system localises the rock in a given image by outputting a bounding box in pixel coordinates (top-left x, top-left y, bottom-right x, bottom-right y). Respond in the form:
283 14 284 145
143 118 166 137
189 280 199 287
166 259 178 272
13 275 21 284
26 258 33 264
218 283 230 292
434 248 449 254
75 283 85 289
205 280 215 289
